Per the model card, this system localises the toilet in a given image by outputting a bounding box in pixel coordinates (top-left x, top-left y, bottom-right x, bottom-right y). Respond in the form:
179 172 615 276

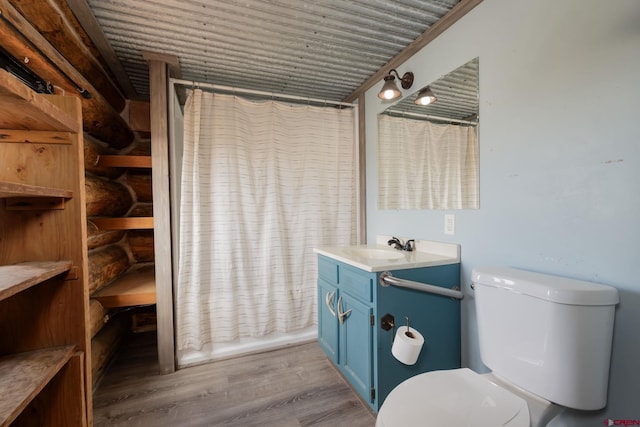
376 266 619 427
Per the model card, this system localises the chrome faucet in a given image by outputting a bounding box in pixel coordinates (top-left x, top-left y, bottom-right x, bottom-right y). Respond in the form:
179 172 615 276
404 239 415 252
387 237 403 250
387 237 415 252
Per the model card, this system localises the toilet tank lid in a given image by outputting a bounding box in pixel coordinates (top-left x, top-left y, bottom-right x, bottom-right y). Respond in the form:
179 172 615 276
472 267 619 306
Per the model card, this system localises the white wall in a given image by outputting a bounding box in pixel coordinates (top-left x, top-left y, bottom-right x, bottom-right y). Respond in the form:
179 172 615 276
365 0 640 424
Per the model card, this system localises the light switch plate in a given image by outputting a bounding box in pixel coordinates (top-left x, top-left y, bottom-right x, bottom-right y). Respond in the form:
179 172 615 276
444 214 455 235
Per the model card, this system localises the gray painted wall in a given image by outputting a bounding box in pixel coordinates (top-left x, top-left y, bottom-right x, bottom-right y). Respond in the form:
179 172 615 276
365 0 640 424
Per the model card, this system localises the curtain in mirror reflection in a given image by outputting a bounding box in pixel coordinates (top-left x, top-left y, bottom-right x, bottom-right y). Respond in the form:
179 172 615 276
378 115 478 210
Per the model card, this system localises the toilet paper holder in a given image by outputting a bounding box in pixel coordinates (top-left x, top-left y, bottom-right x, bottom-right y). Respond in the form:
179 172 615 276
381 314 414 343
391 316 424 365
402 316 416 339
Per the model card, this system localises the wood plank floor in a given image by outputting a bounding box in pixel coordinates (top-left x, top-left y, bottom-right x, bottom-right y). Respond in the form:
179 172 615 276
93 333 377 426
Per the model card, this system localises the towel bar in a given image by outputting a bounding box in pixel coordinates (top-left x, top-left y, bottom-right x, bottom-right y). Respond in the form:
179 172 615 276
379 271 463 300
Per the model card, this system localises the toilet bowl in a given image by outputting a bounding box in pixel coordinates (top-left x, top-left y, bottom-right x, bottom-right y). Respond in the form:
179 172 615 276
376 368 531 427
376 368 565 427
376 267 619 427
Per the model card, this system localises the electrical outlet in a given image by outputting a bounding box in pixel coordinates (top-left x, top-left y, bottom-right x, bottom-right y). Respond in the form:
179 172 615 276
444 214 455 235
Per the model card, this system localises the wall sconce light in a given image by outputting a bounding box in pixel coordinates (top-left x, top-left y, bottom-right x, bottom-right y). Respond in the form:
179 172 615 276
378 69 414 101
414 86 437 105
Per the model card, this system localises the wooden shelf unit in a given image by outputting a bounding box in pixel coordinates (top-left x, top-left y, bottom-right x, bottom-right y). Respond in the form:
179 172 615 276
0 69 91 425
93 265 156 308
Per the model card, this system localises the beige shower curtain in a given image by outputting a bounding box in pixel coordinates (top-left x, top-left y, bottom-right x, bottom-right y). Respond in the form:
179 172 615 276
176 90 356 362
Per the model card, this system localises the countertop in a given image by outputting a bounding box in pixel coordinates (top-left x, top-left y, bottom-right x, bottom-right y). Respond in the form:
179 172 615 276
314 239 460 272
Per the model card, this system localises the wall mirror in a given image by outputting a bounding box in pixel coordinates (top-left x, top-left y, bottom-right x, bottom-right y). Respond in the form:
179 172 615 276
378 57 479 210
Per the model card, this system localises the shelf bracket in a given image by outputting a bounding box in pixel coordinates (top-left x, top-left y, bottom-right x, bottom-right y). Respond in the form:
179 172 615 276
64 266 79 281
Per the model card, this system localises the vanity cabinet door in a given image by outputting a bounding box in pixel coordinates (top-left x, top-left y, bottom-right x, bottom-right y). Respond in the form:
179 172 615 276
338 292 374 403
318 279 339 363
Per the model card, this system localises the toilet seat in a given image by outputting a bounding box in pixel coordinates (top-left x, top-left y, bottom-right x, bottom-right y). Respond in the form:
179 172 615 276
376 368 530 427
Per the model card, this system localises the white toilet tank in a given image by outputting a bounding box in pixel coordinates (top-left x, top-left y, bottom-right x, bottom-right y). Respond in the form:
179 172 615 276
472 267 619 411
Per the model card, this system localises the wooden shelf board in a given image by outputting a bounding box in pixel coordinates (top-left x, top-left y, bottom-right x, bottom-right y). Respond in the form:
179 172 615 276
0 130 73 145
0 261 73 302
96 155 152 168
0 181 73 199
0 69 79 133
90 217 154 230
0 345 75 426
92 266 156 308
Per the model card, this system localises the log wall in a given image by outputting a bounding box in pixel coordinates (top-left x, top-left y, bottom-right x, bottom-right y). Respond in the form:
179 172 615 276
87 225 126 251
84 135 122 179
85 175 133 217
91 314 130 384
128 230 155 262
88 244 130 295
89 299 108 339
86 134 155 387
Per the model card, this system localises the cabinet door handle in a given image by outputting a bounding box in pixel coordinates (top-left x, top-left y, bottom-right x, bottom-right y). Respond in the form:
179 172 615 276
325 290 336 317
337 296 352 324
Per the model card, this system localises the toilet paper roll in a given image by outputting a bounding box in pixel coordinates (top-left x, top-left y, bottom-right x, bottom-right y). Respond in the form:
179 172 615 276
391 326 424 365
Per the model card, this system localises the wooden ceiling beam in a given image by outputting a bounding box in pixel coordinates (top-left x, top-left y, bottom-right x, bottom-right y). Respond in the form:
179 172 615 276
8 0 128 111
0 0 134 148
64 0 138 100
344 0 484 103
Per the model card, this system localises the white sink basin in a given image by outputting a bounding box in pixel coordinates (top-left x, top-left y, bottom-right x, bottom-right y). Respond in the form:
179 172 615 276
344 247 405 260
314 239 460 272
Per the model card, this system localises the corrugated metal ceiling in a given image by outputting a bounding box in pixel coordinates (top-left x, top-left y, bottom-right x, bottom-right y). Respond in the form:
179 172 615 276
85 0 460 102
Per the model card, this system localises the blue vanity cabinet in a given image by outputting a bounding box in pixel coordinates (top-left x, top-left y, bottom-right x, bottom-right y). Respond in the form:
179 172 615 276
316 254 461 412
317 256 375 405
317 278 339 363
338 285 374 402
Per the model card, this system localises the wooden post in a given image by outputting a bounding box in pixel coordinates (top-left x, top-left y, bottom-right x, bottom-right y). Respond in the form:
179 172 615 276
146 54 176 374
